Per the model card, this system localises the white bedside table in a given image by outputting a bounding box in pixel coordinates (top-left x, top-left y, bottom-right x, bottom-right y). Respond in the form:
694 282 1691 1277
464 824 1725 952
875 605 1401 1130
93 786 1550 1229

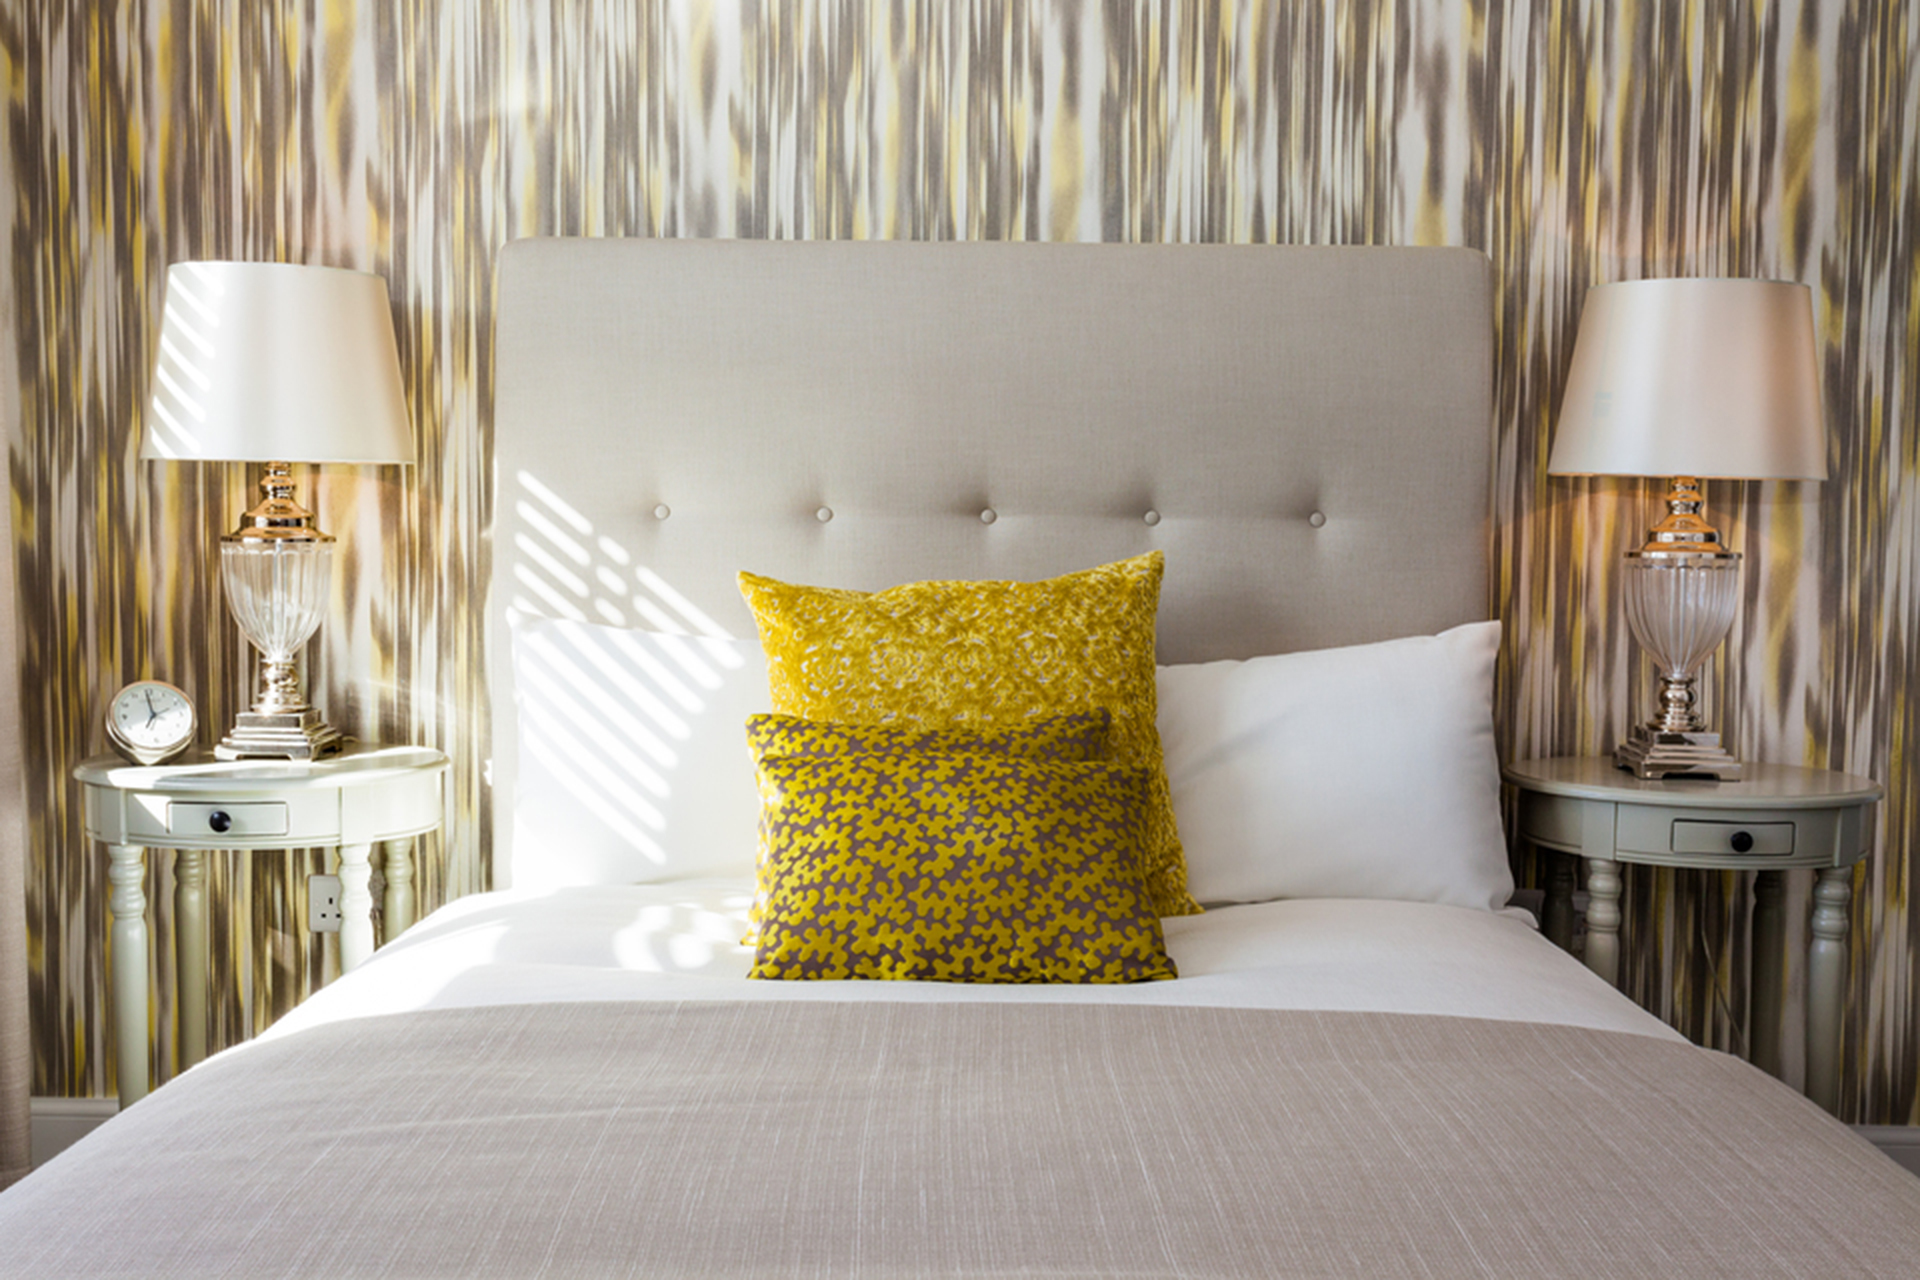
1504 756 1881 1113
76 743 448 1106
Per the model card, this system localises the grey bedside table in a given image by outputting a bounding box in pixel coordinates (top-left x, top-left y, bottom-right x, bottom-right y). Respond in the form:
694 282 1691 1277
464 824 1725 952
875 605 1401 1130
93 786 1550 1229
1504 756 1882 1114
77 743 448 1107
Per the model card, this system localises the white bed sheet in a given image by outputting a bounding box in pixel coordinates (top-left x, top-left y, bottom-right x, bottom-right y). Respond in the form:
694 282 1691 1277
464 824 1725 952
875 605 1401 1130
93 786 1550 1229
262 881 1682 1044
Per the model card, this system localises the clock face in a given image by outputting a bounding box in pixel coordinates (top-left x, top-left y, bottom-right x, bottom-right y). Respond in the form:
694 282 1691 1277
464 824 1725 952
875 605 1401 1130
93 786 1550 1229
107 680 196 765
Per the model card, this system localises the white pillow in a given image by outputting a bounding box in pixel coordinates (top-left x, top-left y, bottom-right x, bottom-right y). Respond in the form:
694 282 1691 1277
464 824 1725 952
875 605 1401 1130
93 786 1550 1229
508 615 771 889
1157 621 1512 912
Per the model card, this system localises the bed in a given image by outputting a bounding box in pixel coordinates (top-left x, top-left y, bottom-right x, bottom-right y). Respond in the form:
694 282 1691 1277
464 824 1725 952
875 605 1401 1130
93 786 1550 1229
3 240 1918 1276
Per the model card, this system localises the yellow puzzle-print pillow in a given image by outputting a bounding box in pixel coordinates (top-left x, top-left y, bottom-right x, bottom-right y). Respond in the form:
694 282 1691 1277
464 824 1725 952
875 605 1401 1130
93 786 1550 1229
740 711 1117 939
738 552 1199 917
749 751 1176 984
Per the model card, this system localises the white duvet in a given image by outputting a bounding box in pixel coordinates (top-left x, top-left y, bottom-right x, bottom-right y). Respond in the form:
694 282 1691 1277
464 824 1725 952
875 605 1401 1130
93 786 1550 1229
263 882 1681 1044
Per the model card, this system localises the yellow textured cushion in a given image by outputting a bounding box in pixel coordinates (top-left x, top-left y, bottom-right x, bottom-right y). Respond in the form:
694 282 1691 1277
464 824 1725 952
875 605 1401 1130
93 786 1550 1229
738 553 1199 917
745 711 1113 767
749 752 1176 983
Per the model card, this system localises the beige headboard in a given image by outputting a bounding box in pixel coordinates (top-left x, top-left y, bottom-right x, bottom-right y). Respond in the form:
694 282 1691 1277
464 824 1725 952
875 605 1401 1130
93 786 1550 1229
490 239 1493 876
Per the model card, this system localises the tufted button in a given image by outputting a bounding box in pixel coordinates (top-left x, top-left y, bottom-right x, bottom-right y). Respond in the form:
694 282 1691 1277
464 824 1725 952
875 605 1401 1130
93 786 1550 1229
815 506 834 523
980 508 997 525
1308 510 1327 528
652 503 671 520
1143 510 1161 527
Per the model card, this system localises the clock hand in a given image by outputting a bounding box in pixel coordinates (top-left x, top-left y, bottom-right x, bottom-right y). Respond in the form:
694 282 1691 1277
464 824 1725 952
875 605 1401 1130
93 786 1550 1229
145 690 158 726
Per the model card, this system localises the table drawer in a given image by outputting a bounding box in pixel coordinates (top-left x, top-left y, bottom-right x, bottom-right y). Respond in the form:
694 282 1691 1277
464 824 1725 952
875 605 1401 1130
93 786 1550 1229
1614 806 1806 859
1670 819 1794 856
150 801 290 840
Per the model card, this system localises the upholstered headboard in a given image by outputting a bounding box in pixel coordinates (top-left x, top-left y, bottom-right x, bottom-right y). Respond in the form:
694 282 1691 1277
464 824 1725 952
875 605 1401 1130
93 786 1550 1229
490 239 1493 881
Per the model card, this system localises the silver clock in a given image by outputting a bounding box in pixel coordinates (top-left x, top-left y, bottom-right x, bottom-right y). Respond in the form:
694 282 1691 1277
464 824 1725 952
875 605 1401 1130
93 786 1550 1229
106 680 197 766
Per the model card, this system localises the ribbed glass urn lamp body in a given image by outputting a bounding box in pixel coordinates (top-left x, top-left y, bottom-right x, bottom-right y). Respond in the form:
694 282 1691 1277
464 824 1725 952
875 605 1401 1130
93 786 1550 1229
208 460 347 759
219 540 332 709
1621 553 1741 734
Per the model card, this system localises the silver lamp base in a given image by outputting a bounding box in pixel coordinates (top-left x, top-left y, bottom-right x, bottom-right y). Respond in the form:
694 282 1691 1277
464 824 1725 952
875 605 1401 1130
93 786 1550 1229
216 708 344 761
1615 492 1746 784
1614 726 1742 781
215 464 344 763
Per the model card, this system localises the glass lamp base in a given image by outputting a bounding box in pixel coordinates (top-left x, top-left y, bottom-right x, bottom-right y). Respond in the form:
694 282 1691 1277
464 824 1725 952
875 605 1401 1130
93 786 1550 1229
217 482 342 763
215 708 343 761
1614 726 1742 781
1617 547 1743 782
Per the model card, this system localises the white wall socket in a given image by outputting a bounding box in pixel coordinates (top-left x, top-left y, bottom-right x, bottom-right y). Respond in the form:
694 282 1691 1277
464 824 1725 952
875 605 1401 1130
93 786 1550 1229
308 874 343 933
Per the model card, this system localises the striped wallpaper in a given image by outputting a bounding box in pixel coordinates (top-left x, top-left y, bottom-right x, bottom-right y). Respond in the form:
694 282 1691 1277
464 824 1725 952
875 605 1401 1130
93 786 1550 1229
4 1 1915 1122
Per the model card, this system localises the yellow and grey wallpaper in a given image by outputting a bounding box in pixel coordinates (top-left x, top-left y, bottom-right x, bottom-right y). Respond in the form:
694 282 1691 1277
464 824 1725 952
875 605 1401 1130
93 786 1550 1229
3 2 1915 1122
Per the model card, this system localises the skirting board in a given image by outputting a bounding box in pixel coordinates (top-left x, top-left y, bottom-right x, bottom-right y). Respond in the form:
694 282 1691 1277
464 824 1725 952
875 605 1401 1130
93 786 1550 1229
30 1097 118 1169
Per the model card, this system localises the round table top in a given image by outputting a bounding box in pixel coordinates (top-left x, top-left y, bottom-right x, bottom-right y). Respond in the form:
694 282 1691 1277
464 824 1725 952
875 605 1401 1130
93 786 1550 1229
1502 756 1883 809
74 743 448 794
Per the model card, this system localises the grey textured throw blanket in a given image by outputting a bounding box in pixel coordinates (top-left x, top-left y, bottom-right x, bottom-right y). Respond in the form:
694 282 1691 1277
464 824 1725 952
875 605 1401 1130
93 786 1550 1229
4 1000 1918 1277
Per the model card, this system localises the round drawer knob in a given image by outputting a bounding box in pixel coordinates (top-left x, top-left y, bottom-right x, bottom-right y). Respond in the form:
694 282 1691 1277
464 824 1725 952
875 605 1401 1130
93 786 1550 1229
208 811 233 834
1730 830 1754 853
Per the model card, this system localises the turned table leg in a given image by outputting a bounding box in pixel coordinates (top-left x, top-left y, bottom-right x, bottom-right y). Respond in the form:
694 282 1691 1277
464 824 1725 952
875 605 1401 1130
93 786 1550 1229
338 841 376 971
107 843 149 1108
1582 857 1623 988
1807 866 1853 1114
1749 870 1786 1080
174 848 208 1072
382 838 415 942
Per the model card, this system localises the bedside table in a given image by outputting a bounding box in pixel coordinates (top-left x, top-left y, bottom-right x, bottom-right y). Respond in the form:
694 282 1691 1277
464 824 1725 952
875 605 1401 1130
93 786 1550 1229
76 743 448 1106
1504 756 1881 1113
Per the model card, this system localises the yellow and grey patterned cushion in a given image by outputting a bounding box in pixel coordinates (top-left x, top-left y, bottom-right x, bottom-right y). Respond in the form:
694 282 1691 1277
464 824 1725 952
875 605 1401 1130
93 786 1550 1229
749 752 1176 983
740 711 1115 940
738 552 1199 917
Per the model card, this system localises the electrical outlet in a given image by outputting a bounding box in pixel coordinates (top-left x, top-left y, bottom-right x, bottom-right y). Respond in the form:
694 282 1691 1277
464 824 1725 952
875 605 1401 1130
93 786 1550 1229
308 874 343 933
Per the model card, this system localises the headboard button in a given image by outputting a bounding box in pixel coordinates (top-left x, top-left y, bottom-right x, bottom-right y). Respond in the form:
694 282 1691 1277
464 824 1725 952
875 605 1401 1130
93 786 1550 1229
815 506 834 523
653 504 671 520
1308 510 1328 528
1143 510 1161 526
980 508 997 524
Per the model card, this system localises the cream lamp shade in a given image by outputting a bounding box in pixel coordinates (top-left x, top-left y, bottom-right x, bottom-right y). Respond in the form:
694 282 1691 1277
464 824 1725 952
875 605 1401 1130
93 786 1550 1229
143 261 413 465
1548 277 1826 482
141 261 414 760
1547 276 1828 781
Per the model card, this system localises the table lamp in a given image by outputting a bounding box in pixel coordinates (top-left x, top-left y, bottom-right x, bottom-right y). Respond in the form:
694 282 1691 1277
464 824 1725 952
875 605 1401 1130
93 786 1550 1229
1548 278 1827 780
143 261 414 760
